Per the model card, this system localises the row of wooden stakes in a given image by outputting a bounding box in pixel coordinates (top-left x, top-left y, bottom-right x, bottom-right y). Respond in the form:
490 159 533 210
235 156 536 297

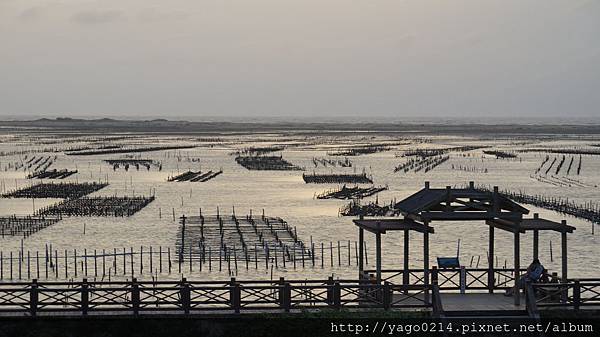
0 241 371 281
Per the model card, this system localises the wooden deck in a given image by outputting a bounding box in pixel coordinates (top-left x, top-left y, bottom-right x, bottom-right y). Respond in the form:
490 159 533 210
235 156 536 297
391 292 525 313
440 293 524 312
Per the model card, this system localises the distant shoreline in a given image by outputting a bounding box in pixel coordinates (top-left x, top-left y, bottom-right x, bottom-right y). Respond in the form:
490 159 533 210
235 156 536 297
1 118 600 135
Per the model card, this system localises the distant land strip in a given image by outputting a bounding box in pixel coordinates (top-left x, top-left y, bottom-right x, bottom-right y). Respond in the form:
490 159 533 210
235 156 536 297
1 117 600 135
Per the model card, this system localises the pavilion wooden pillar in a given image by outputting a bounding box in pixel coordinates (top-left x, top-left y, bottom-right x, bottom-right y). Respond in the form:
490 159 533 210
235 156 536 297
375 231 382 283
488 226 495 293
492 186 499 216
423 221 430 303
533 213 539 260
561 220 568 283
358 227 364 277
513 224 521 306
403 229 409 287
490 186 499 294
533 230 539 260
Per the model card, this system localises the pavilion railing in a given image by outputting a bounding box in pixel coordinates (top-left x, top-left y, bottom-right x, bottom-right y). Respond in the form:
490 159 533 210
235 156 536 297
0 277 432 316
532 279 600 310
363 267 530 291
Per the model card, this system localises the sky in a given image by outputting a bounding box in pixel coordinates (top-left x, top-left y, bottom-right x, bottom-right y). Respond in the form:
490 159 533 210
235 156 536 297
0 0 599 122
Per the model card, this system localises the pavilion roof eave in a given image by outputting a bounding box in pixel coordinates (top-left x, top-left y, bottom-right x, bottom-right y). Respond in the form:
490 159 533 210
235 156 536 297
486 218 575 234
353 218 434 234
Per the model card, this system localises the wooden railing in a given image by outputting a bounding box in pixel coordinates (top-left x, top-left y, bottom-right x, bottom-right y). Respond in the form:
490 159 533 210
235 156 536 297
0 277 432 316
364 267 528 291
2 276 597 317
533 279 600 310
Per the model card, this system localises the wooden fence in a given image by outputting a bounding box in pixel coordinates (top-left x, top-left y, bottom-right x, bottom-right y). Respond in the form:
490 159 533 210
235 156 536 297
0 278 432 316
0 276 597 317
531 278 600 310
364 267 530 292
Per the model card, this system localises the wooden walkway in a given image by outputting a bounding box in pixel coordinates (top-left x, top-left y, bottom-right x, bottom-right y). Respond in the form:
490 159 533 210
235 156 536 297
439 293 524 312
390 292 525 313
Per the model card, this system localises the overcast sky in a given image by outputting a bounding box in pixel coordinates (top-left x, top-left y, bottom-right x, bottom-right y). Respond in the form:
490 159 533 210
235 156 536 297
1 0 599 121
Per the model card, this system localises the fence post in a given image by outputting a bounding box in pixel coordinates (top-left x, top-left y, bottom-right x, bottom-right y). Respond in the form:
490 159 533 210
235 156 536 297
231 277 241 314
460 266 466 294
278 277 285 306
30 279 38 317
573 280 581 311
488 266 495 293
431 266 438 285
383 281 391 310
131 278 140 316
326 276 334 304
283 282 291 312
181 277 191 314
333 281 341 309
561 279 568 304
81 278 89 315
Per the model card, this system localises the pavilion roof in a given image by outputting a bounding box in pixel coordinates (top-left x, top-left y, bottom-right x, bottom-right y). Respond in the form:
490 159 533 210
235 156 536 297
395 186 529 222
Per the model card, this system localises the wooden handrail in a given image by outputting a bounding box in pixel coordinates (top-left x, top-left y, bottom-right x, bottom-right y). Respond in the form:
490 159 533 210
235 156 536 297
1 278 597 316
531 279 600 309
0 278 434 316
364 268 528 272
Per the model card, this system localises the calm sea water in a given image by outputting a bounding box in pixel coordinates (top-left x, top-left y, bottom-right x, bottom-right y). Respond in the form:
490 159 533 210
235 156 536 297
0 133 599 281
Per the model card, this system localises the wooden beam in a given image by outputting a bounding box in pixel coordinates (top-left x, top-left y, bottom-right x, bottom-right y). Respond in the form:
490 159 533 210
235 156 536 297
431 204 491 212
451 199 493 212
561 229 568 283
533 230 539 260
498 198 530 215
376 232 382 283
353 218 434 234
423 222 430 304
408 223 435 234
403 213 423 223
403 229 409 287
447 191 491 199
422 211 494 221
445 186 451 211
358 227 364 275
486 219 526 233
514 226 520 306
488 226 494 293
492 186 499 217
355 223 384 235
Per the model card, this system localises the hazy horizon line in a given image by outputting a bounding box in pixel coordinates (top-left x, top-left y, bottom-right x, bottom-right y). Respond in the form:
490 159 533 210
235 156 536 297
2 114 600 126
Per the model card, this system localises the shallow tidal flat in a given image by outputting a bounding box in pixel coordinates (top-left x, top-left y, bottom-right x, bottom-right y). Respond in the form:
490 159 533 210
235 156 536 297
0 132 599 281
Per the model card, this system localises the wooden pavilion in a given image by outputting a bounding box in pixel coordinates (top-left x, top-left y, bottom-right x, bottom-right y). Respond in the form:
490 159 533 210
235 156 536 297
354 181 575 306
